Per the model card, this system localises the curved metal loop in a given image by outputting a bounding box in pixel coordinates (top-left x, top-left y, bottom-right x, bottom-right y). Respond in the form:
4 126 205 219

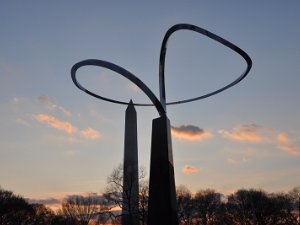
159 24 252 108
71 59 166 116
71 24 252 116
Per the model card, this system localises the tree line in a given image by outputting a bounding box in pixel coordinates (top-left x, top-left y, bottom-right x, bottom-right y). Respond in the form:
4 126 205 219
1 165 299 225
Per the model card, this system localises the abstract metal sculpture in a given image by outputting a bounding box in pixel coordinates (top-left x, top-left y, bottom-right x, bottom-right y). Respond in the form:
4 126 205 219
71 24 252 225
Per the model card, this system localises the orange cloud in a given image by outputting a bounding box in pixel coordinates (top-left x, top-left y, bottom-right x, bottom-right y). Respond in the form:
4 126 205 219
81 127 101 139
38 95 72 116
182 165 199 174
34 114 78 134
277 133 290 144
219 124 263 142
171 125 212 141
277 145 300 156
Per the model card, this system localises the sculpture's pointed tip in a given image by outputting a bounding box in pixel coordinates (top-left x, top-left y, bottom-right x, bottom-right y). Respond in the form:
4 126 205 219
126 99 136 113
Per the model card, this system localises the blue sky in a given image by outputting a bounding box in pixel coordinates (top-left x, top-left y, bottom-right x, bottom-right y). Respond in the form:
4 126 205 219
1 1 300 203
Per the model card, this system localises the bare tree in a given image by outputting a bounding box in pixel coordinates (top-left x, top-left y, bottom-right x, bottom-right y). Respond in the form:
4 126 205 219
226 189 297 225
176 185 194 225
61 193 111 225
139 180 149 225
194 189 223 225
0 186 35 224
289 186 300 224
104 163 148 224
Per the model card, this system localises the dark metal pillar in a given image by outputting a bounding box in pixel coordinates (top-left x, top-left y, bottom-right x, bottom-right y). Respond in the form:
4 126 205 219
122 100 139 225
148 115 178 225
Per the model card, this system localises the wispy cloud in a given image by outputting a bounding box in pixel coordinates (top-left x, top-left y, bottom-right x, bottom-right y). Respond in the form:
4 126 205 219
38 95 72 117
224 146 275 159
34 113 102 142
276 133 290 144
275 131 300 156
128 83 140 92
28 197 62 211
81 127 101 140
55 136 83 144
28 192 107 211
15 118 30 127
277 145 300 156
219 124 263 142
34 114 78 134
171 125 212 141
28 197 61 205
227 157 249 165
11 96 26 104
63 150 80 158
182 165 200 174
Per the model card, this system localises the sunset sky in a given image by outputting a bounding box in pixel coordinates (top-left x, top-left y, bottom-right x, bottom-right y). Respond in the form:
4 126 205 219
1 1 299 206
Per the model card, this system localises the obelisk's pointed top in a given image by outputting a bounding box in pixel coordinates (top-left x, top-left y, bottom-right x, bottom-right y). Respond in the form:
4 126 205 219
126 99 136 113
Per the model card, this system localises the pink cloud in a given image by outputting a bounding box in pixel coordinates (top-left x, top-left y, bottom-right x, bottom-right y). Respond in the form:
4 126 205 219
182 165 200 174
81 127 101 139
277 145 300 156
34 114 78 134
227 157 249 165
277 133 290 144
38 95 72 117
128 83 140 92
171 125 212 141
219 124 263 142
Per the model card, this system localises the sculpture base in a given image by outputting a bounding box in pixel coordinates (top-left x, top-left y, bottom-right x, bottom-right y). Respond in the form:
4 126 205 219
148 115 178 225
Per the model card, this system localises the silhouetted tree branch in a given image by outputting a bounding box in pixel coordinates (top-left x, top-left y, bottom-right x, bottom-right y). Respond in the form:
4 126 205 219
104 164 148 224
61 193 111 225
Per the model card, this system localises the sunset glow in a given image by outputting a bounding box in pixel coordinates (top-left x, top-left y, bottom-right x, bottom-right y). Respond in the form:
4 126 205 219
1 1 299 211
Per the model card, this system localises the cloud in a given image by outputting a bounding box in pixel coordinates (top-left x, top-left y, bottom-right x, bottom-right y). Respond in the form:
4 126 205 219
28 197 62 211
128 83 140 92
34 114 78 134
28 197 61 205
38 95 72 117
63 150 80 157
81 127 101 139
171 125 213 141
11 96 27 105
15 118 30 127
12 97 24 104
277 145 300 156
227 157 249 165
182 165 200 174
219 124 263 142
277 133 290 144
34 114 102 142
55 136 83 144
64 193 106 204
28 192 108 211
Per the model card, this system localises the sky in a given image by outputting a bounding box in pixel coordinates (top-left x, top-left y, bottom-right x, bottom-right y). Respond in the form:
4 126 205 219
1 1 300 206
